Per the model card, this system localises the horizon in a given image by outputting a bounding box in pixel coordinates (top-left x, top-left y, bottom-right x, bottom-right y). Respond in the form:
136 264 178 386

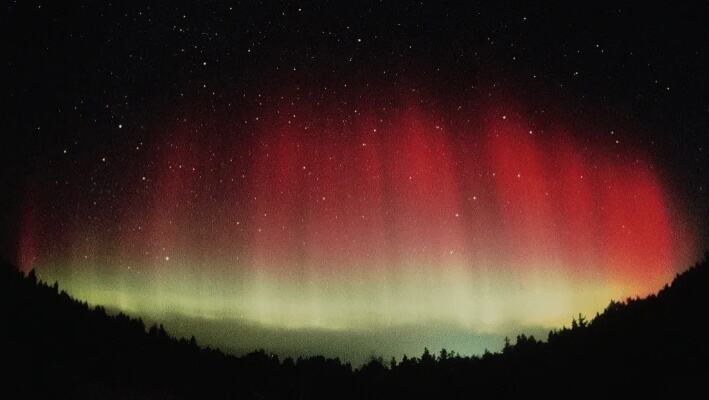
17 250 702 365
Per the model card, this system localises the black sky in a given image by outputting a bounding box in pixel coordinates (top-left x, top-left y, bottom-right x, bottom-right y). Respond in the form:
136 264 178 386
2 1 708 260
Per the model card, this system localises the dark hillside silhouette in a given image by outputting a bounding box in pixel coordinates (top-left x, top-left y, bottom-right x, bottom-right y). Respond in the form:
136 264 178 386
3 254 708 399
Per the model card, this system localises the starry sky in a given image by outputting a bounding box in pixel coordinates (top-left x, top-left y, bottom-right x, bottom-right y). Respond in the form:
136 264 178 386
2 1 708 363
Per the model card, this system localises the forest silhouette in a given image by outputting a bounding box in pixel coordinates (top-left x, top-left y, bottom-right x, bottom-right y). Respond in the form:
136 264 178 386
3 254 708 399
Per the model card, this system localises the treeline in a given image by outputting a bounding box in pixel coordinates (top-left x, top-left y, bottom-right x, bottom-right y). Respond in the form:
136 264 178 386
2 254 708 399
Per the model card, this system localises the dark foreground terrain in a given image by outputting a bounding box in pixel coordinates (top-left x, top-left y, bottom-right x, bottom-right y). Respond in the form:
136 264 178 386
3 255 708 399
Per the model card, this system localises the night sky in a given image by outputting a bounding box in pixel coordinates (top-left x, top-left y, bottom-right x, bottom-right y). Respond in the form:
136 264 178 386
2 1 708 363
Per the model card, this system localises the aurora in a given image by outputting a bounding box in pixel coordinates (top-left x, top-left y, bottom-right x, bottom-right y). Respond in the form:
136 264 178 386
18 96 697 362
